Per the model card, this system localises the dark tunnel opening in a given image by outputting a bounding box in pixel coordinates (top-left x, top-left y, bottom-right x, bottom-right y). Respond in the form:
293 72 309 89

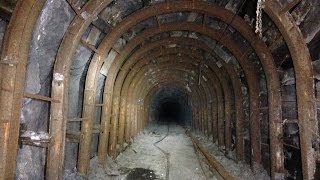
149 86 192 126
158 100 182 123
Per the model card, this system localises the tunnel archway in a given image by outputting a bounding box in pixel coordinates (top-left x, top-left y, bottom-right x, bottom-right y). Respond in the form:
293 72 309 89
0 0 319 180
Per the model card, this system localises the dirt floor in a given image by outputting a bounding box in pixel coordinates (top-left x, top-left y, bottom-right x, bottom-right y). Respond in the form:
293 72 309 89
65 122 269 180
85 123 220 180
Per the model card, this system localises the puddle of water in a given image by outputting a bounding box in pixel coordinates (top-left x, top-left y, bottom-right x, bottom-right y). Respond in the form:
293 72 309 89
126 168 159 180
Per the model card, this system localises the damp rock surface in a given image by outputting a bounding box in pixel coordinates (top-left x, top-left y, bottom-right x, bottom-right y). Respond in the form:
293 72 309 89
0 19 7 53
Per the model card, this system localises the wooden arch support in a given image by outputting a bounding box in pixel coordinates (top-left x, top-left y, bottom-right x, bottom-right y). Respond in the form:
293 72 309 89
139 77 204 133
264 2 318 179
122 56 217 139
130 65 211 132
114 47 231 149
81 2 280 174
110 38 241 154
0 0 45 179
124 37 243 159
107 36 243 157
130 67 209 135
106 47 227 152
89 22 262 170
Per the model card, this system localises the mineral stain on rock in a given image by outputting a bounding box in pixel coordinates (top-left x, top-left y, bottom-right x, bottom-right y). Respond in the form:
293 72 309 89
126 168 158 180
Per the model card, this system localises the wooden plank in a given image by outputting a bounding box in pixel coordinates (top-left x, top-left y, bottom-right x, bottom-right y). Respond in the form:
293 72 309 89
80 39 99 53
0 123 9 178
66 131 80 143
24 92 60 103
0 1 46 179
67 117 87 122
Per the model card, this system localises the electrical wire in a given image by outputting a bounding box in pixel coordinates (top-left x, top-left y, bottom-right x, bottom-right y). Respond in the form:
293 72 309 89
153 121 170 180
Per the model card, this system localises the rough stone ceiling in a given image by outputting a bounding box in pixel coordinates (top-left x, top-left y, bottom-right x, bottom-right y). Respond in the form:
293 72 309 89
88 0 320 72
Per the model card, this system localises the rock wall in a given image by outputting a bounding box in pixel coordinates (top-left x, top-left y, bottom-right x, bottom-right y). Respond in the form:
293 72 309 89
16 0 75 179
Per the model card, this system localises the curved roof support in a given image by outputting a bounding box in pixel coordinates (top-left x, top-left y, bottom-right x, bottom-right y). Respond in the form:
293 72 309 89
123 59 216 139
112 40 222 146
117 39 236 152
49 0 113 177
78 2 280 174
124 59 216 135
119 59 216 142
131 71 205 136
0 0 45 179
264 2 318 178
115 37 244 156
94 35 228 162
138 77 203 132
221 61 245 161
140 79 202 131
136 72 207 134
131 66 210 134
90 23 261 166
120 47 232 149
114 51 220 139
85 20 273 169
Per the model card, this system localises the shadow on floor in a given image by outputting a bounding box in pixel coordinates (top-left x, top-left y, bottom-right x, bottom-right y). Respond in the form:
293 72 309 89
126 168 158 180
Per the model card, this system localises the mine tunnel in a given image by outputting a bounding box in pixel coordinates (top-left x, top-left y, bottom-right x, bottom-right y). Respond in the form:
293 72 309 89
149 87 192 125
0 0 319 180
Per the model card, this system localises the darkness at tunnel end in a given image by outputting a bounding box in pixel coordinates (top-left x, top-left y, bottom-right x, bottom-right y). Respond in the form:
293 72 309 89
149 86 192 127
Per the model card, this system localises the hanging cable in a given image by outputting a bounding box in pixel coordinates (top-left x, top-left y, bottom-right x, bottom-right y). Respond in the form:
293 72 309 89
153 122 170 180
255 0 265 38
